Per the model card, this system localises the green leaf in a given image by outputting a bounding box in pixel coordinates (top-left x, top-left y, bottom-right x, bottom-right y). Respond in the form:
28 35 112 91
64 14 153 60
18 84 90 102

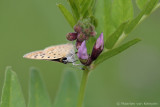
136 0 149 10
53 70 79 107
95 0 115 40
124 11 144 34
28 68 52 107
125 0 159 34
95 0 105 35
73 0 80 11
103 0 115 39
80 0 93 18
143 0 159 15
90 16 98 27
90 0 97 14
57 4 76 28
94 39 141 65
112 0 133 28
105 21 128 49
67 0 80 20
0 67 26 107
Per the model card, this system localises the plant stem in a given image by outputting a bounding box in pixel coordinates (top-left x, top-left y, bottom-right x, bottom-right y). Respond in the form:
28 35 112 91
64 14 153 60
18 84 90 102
77 68 90 107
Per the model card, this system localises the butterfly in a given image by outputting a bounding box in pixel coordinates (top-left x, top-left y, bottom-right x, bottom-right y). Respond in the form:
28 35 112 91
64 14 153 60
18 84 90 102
23 43 77 64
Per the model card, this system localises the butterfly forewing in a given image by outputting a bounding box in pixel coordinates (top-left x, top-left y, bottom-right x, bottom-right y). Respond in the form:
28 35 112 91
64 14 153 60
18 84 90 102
23 50 48 59
23 43 75 61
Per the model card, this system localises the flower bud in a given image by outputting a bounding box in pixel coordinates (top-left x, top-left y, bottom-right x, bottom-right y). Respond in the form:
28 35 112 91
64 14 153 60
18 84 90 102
66 33 77 41
84 57 93 66
90 25 95 31
91 33 104 60
84 28 91 36
90 31 97 37
77 32 86 42
77 41 89 64
74 25 82 33
76 40 82 49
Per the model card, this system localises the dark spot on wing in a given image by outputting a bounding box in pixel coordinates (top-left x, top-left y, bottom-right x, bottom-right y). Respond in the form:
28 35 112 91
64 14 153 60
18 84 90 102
34 55 38 58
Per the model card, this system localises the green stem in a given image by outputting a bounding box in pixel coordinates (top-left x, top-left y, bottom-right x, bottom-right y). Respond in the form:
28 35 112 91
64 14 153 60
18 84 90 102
77 68 90 107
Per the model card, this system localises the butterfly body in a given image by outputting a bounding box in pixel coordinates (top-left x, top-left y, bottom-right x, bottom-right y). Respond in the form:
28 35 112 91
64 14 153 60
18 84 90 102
23 43 76 64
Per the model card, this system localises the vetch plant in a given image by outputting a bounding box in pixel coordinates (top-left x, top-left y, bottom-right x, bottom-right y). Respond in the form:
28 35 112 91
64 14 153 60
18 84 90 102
0 0 160 107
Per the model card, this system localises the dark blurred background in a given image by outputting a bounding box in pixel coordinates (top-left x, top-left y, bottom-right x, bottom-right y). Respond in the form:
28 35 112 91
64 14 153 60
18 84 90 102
0 0 160 107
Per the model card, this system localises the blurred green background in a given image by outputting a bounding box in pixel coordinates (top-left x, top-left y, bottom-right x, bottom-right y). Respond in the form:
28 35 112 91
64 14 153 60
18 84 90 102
0 0 160 107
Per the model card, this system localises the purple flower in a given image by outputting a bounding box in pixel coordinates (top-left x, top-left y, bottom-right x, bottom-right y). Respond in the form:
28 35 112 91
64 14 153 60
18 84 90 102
91 33 104 60
95 33 104 49
77 41 89 60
